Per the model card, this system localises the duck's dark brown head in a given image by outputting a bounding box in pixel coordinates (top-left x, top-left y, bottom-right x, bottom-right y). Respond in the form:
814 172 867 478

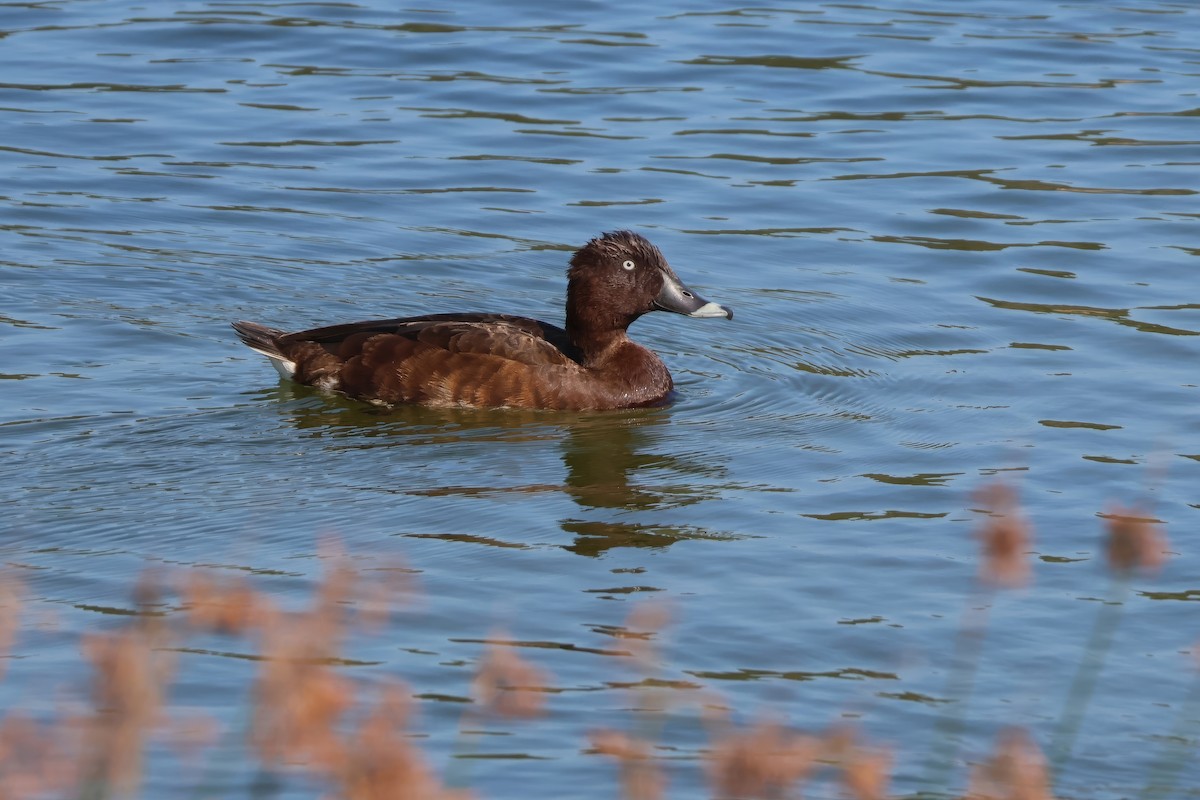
565 230 731 346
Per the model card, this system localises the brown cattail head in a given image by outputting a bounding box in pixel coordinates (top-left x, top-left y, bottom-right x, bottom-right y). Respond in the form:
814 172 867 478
975 482 1034 589
1105 506 1168 575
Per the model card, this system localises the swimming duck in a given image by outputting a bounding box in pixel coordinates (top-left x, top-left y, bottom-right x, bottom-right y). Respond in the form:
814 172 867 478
232 230 731 410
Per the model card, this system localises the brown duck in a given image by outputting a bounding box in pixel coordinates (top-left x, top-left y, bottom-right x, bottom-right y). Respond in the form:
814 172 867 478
232 230 731 410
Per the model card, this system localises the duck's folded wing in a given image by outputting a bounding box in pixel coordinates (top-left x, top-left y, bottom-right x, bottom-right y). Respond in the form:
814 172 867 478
414 320 579 367
280 313 577 368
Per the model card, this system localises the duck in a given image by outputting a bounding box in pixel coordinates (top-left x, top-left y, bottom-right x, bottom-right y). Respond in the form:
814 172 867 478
232 230 731 410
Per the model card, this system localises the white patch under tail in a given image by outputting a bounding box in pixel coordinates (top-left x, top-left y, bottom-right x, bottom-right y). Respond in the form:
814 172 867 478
240 346 296 380
232 321 296 380
265 354 297 380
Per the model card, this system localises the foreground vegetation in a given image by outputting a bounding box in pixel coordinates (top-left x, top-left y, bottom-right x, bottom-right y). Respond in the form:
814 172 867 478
0 483 1187 799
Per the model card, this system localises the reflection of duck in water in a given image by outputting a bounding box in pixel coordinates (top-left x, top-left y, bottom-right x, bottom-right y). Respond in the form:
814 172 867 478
264 398 731 557
559 415 732 557
233 231 730 410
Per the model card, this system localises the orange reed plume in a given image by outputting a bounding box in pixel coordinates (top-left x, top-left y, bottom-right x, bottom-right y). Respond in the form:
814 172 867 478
181 570 270 637
78 623 175 796
704 717 822 800
620 601 673 672
472 636 550 720
968 728 1055 800
250 632 356 770
336 682 472 800
246 559 358 771
0 712 80 799
0 573 24 682
591 729 665 800
823 725 893 800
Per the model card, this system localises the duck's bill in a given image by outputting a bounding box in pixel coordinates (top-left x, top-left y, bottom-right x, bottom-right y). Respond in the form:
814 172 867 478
685 300 734 319
654 271 734 320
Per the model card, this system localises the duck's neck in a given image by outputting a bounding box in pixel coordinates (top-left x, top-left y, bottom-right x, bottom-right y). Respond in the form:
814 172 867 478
566 311 672 404
568 325 628 367
566 306 636 366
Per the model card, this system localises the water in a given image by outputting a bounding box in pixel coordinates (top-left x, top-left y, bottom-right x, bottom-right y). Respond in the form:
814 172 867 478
3 1 1199 797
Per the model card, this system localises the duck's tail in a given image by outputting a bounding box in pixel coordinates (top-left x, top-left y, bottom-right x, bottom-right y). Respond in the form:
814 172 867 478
232 321 296 379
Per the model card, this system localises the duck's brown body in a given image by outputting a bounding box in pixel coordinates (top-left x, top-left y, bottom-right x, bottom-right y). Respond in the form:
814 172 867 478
233 231 730 411
234 313 674 410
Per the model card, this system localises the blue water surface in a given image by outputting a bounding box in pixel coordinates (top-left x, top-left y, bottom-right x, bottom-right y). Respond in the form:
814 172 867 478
3 1 1199 798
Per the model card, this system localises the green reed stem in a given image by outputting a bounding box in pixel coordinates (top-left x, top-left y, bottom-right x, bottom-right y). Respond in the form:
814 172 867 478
76 775 108 800
923 594 992 793
1048 574 1129 778
445 708 482 790
1140 666 1200 800
188 697 260 800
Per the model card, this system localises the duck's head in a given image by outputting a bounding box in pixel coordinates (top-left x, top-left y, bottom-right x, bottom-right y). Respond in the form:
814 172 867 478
566 230 732 337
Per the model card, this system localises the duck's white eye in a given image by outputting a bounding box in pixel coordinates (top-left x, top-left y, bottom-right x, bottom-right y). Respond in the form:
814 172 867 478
622 260 636 271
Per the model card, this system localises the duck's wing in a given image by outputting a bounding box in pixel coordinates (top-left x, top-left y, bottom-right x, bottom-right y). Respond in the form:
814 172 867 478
279 313 578 368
